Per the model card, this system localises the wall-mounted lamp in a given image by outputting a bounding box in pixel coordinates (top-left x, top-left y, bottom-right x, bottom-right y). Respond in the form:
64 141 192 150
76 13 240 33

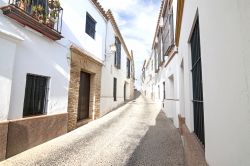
159 17 164 28
110 43 116 53
155 37 159 43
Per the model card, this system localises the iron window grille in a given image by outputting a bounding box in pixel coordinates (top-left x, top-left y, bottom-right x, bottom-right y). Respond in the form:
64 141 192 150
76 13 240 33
114 37 121 69
85 12 96 39
162 7 174 56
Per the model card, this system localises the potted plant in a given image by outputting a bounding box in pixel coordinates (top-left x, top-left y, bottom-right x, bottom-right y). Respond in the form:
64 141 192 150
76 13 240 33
18 0 28 11
31 5 44 23
48 0 54 9
48 0 61 9
31 5 38 17
54 0 60 8
46 10 57 28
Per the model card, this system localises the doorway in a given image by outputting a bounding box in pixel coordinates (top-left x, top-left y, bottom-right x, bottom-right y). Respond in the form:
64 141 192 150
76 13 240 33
190 18 205 146
124 82 126 101
77 71 90 121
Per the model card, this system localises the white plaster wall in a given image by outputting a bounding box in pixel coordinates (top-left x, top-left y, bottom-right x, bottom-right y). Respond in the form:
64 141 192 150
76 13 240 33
158 54 181 128
0 11 70 120
178 0 250 165
0 0 7 6
100 21 132 116
198 0 250 165
0 36 17 120
60 0 106 61
178 0 198 133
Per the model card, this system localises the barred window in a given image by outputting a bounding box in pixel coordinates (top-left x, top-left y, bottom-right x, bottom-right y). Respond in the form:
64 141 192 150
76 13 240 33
85 12 96 39
114 37 121 69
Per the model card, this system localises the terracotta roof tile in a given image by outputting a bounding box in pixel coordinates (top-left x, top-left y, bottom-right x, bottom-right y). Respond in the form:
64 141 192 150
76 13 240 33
90 0 108 20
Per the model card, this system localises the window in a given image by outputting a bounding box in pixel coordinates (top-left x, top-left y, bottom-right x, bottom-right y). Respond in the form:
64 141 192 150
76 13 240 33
162 7 174 56
158 85 160 100
23 74 49 117
169 8 174 44
85 12 96 39
114 37 121 69
113 78 117 101
127 58 131 78
163 82 166 100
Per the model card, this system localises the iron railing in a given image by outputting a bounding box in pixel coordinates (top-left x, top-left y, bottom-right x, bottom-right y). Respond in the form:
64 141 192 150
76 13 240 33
8 0 63 33
162 8 174 56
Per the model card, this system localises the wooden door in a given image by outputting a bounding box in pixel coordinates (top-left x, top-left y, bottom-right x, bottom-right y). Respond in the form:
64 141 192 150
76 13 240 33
124 83 126 101
77 72 90 121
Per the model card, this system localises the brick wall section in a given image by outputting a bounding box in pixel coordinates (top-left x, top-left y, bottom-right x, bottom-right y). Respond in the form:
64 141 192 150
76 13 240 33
0 121 8 161
6 113 68 158
67 46 102 131
178 115 208 166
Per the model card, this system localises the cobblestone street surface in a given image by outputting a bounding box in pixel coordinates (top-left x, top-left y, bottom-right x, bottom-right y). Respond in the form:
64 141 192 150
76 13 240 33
0 93 184 166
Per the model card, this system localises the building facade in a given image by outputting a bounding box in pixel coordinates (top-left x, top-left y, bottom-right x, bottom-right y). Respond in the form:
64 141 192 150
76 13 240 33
0 0 69 160
62 0 107 131
142 0 250 165
0 0 134 161
100 10 134 116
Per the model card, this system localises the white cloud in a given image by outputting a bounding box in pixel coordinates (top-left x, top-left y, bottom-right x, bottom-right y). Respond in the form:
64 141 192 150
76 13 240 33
99 0 161 89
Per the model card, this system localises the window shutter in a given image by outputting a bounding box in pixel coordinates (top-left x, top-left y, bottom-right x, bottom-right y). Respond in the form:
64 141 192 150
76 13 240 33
85 12 96 39
23 74 49 117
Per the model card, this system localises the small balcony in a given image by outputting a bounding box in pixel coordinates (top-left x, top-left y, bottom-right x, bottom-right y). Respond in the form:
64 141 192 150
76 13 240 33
1 0 63 40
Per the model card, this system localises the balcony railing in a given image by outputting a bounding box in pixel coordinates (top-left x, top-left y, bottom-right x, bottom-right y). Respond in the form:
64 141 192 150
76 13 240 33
162 10 175 56
1 0 63 40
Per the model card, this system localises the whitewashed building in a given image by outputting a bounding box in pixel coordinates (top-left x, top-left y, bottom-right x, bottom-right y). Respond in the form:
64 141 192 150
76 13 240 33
143 0 250 165
0 0 134 161
141 54 155 100
62 0 107 131
100 10 134 116
0 0 69 160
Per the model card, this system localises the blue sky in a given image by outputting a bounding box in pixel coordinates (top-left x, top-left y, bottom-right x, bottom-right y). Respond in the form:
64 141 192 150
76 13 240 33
100 0 161 89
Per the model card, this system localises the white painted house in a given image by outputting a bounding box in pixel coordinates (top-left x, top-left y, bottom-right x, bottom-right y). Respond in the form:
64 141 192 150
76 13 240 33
62 0 134 129
61 0 108 131
0 0 134 160
143 0 250 165
0 0 69 160
141 53 155 100
100 10 134 116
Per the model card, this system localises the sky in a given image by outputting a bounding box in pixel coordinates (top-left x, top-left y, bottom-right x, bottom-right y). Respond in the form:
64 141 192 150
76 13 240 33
99 0 161 89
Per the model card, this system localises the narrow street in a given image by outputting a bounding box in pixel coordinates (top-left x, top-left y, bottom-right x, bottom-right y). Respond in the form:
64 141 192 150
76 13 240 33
1 93 184 166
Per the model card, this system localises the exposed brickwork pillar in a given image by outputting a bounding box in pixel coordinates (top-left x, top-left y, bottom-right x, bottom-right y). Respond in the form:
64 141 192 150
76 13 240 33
67 46 102 131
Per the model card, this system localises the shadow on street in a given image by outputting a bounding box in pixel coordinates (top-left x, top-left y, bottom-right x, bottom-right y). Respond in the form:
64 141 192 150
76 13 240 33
126 111 184 166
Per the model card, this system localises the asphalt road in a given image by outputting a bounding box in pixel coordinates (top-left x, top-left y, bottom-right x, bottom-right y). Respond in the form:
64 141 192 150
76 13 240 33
1 93 184 166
